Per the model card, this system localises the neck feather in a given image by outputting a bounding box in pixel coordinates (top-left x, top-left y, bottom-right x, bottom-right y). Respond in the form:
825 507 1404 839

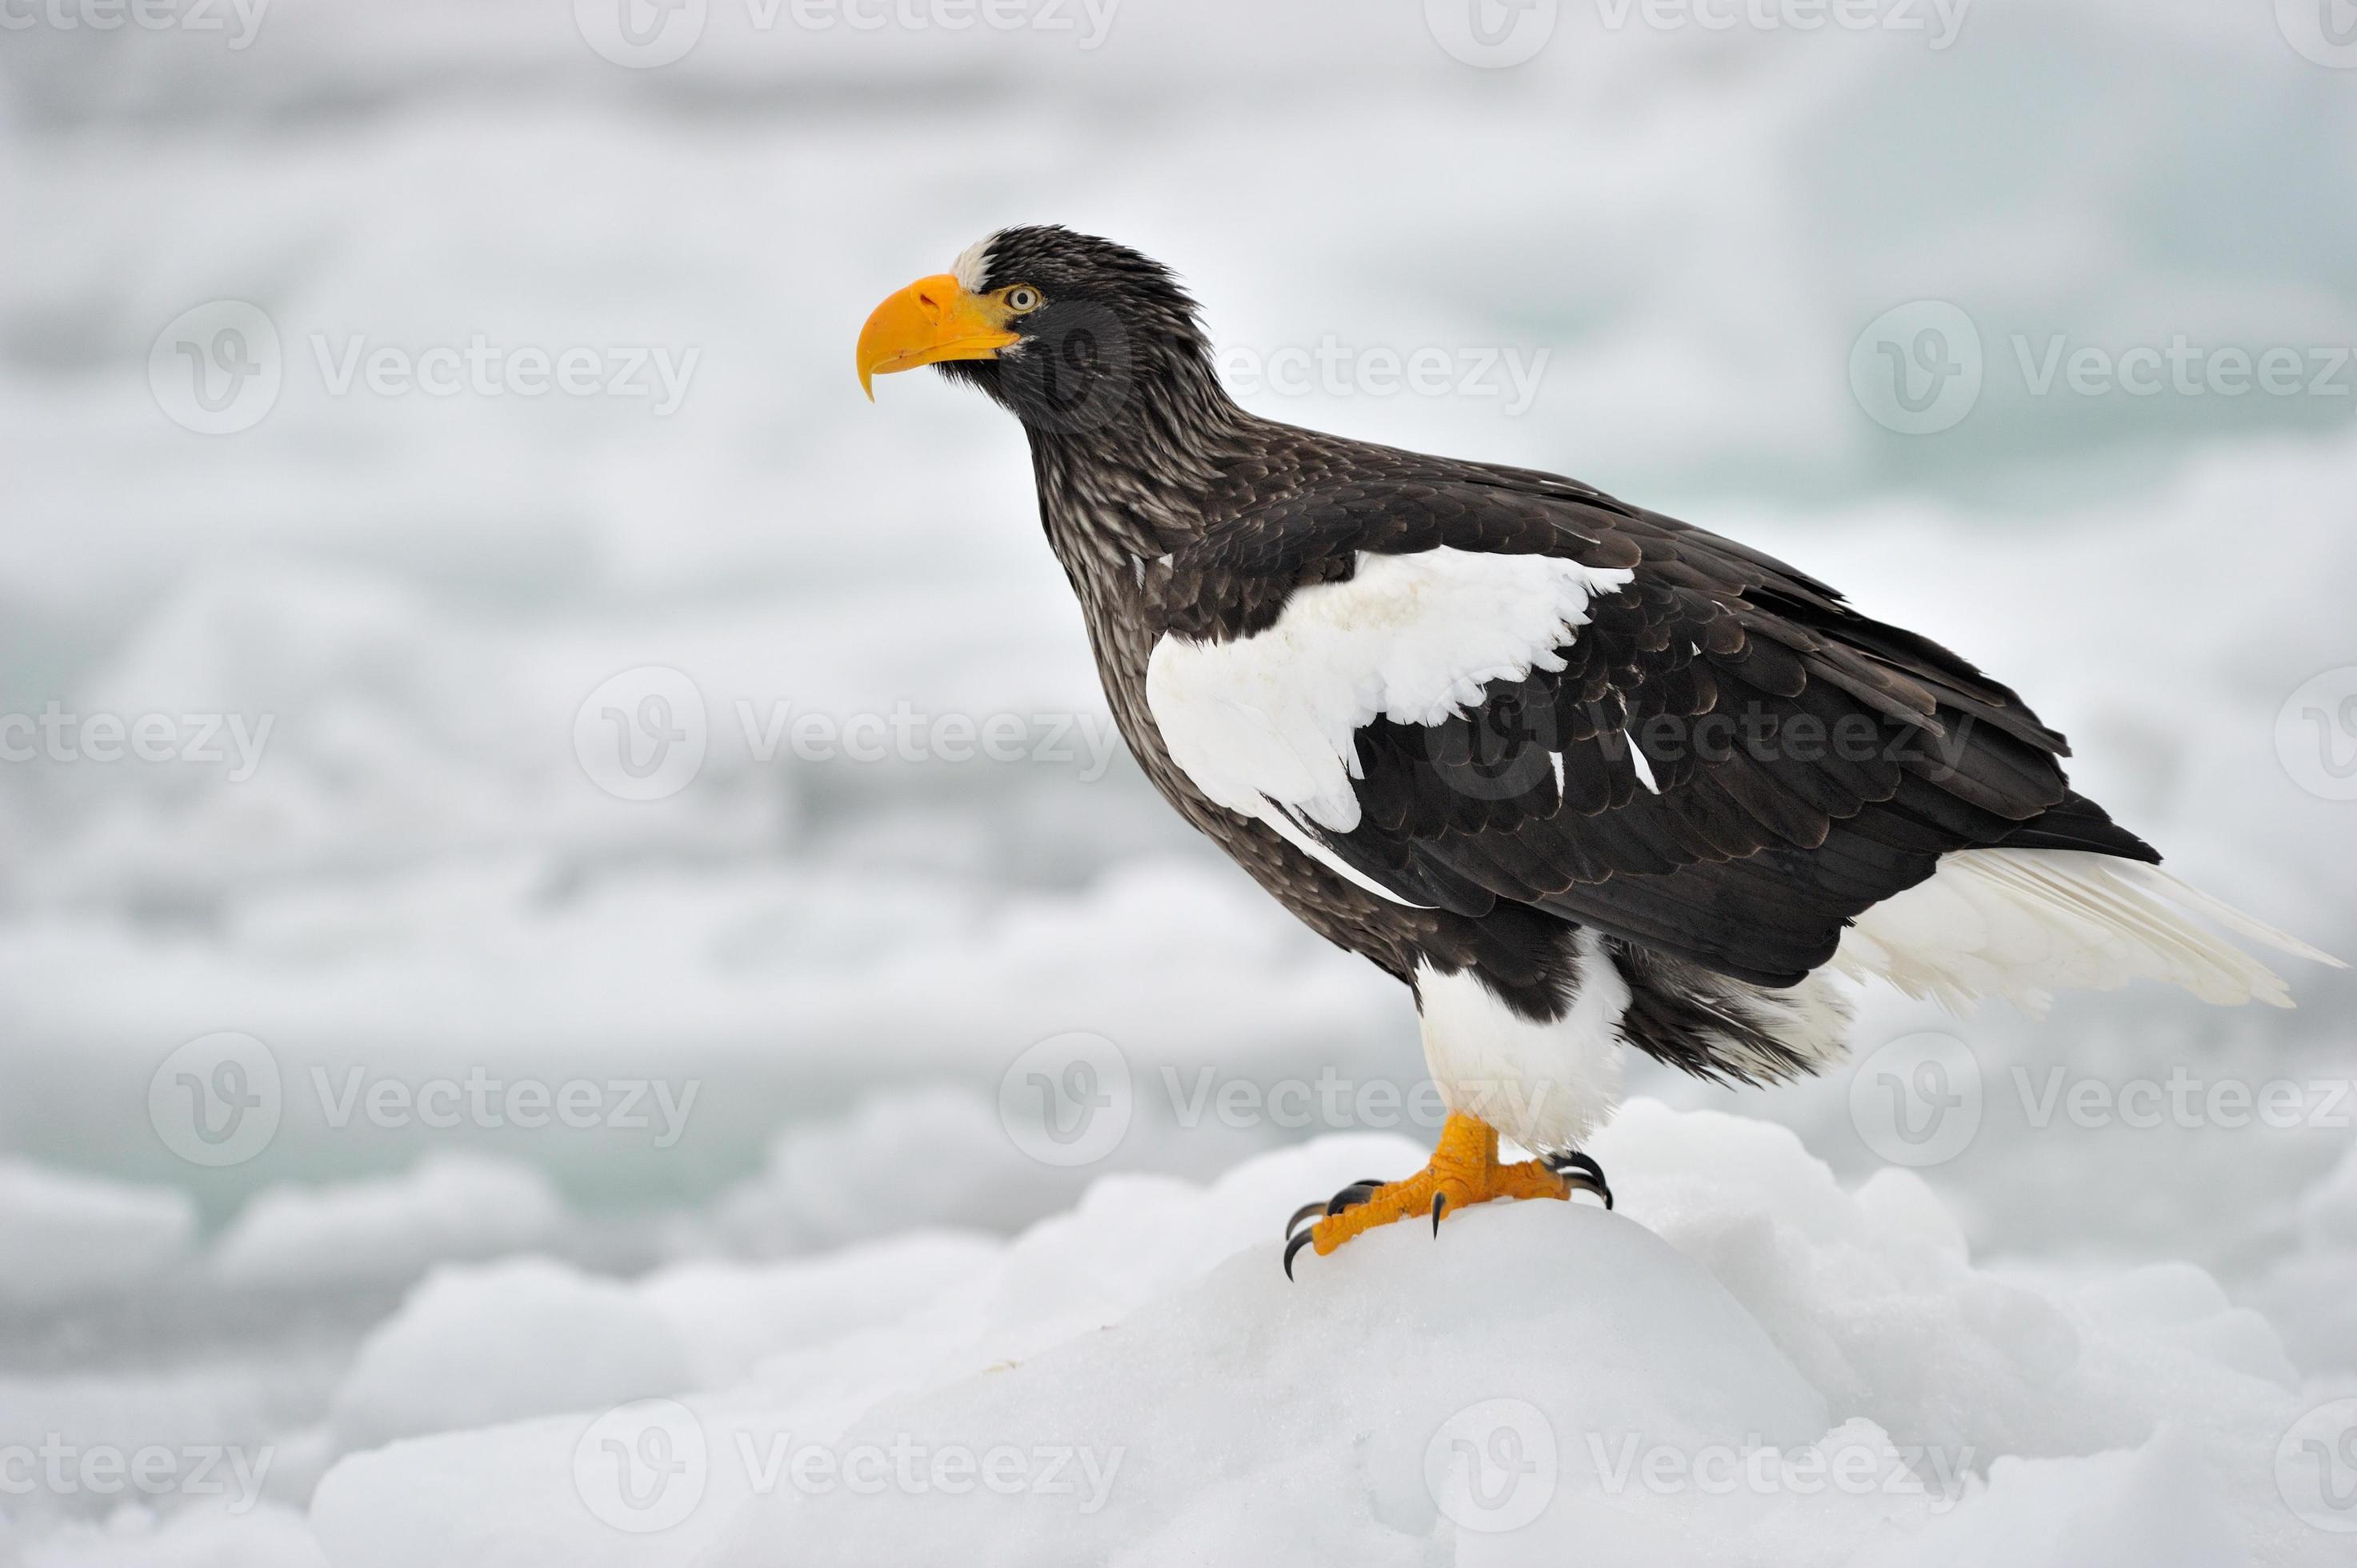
1024 340 1254 577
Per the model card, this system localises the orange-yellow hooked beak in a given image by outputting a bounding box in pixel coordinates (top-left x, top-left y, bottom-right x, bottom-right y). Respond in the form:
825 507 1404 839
856 274 1020 399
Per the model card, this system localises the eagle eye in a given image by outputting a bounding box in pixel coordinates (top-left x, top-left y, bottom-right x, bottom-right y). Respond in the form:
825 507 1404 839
1003 285 1043 314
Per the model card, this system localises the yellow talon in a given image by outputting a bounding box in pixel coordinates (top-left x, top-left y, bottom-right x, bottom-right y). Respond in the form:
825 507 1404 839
1309 1111 1570 1256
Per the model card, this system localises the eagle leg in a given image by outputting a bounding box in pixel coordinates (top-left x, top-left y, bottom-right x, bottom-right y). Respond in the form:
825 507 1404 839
1282 1112 1597 1277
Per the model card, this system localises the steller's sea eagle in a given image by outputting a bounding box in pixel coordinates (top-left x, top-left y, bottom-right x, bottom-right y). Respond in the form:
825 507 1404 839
856 226 2340 1277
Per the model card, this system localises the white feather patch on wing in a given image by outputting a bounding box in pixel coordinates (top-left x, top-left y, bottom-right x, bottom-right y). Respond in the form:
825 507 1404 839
1145 548 1635 842
1833 847 2344 1015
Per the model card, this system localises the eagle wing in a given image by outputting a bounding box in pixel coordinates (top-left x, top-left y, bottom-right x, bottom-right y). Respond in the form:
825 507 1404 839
1142 466 2155 989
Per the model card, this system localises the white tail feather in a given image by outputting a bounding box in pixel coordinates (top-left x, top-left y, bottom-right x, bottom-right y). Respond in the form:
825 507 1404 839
1832 849 2343 1016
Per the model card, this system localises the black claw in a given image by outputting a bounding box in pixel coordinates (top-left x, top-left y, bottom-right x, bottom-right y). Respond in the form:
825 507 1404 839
1431 1191 1448 1234
1551 1151 1606 1184
1560 1172 1614 1210
1283 1228 1315 1280
1286 1179 1386 1240
1547 1153 1615 1210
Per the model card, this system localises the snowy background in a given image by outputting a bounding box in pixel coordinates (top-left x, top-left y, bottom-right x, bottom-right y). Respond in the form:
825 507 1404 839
4 1 2357 1562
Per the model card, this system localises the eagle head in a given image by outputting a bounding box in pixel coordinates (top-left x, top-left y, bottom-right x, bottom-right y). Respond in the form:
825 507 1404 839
856 226 1219 438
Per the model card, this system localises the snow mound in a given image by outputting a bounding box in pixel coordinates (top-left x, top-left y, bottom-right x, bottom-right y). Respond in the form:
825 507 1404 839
0 1161 195 1307
326 1258 691 1453
2245 1142 2357 1381
320 1230 1000 1460
638 1234 999 1392
307 1103 2346 1566
7 1503 326 1568
714 1202 1824 1566
210 1154 569 1292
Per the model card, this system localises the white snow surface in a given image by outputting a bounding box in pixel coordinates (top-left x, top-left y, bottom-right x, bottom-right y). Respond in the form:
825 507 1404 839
298 1106 2345 1566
